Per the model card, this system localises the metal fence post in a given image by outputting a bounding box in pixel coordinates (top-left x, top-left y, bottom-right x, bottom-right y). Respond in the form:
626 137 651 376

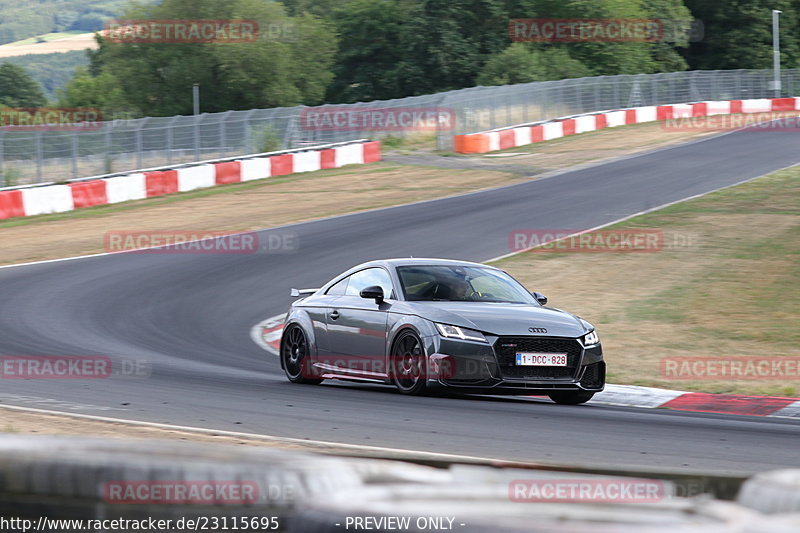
36 132 43 182
71 133 78 179
220 111 232 156
135 121 144 169
194 115 201 161
105 123 113 175
243 109 257 152
167 116 176 165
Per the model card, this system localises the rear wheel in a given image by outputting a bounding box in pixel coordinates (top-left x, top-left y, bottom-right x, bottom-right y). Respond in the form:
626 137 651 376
390 330 427 395
548 391 594 405
281 325 323 385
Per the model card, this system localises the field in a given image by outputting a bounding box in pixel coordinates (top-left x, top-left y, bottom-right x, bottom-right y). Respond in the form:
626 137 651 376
0 31 96 57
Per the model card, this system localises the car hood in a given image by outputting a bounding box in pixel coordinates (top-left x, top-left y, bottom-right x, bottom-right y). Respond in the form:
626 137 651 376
407 301 587 338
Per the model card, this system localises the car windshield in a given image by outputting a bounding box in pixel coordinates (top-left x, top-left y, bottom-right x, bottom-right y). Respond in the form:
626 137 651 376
397 265 536 304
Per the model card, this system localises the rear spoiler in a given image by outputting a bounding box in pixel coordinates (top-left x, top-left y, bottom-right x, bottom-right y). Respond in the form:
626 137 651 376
290 288 319 298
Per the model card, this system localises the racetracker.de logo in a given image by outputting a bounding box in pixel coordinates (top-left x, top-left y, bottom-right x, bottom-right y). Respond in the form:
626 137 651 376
103 481 259 504
661 357 800 380
662 112 800 132
509 229 664 253
0 356 151 379
103 230 298 254
509 19 664 42
509 479 667 503
293 355 492 381
299 107 455 132
0 107 102 131
0 356 106 379
104 19 259 44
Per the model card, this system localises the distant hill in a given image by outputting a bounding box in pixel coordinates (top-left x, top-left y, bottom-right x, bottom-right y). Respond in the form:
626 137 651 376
2 51 89 101
0 0 150 45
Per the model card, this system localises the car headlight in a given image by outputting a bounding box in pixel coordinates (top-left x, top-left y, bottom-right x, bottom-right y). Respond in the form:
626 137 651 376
583 330 600 346
435 323 488 343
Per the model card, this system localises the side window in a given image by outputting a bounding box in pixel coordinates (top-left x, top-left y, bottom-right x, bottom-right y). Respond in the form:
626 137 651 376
325 276 349 295
344 268 394 299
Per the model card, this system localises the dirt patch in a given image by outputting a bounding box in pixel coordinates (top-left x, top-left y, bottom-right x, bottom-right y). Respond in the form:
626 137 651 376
0 165 521 265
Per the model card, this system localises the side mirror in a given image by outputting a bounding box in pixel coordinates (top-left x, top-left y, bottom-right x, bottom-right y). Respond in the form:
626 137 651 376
532 291 548 305
360 285 384 303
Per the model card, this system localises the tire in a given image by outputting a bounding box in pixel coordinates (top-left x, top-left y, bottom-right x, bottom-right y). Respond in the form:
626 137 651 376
548 390 595 405
389 330 427 395
281 324 323 385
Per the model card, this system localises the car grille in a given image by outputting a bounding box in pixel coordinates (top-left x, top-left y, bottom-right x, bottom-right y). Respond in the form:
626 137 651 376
579 362 605 389
493 337 582 379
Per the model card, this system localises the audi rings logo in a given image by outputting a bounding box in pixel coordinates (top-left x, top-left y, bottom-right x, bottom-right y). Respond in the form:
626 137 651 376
528 327 548 334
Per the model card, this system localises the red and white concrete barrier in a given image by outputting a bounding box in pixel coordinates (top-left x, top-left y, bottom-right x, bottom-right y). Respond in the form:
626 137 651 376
0 140 381 221
453 97 800 153
595 384 800 418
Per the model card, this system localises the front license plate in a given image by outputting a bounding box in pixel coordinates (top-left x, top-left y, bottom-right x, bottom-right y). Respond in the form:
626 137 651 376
515 352 568 366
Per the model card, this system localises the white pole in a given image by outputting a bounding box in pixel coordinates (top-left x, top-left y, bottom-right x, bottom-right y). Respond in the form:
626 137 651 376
772 10 782 97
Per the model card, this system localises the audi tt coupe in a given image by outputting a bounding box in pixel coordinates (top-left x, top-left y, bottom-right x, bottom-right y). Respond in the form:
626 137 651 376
279 258 605 405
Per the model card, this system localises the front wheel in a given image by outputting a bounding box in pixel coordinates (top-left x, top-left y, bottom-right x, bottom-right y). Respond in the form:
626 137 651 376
390 330 427 395
281 325 323 385
548 391 595 405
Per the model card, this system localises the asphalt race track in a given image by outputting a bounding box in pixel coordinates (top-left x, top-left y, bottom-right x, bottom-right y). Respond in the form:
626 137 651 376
1 129 799 475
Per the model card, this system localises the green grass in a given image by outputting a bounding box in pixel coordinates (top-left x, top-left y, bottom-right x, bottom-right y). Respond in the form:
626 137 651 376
493 164 800 396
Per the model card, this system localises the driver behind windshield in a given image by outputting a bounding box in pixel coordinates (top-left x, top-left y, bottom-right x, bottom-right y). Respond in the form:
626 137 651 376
435 274 473 301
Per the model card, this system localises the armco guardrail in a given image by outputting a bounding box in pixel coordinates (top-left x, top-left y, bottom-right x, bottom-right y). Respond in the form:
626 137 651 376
0 140 380 221
453 97 800 153
3 434 800 531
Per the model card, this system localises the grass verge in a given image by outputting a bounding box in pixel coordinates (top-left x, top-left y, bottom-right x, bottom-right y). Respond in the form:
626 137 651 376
495 165 800 396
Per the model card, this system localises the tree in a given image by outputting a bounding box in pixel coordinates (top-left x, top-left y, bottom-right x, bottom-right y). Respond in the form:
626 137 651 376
327 0 410 102
65 0 338 116
683 0 800 70
394 0 509 96
57 68 133 117
502 0 691 76
477 44 591 85
0 62 47 107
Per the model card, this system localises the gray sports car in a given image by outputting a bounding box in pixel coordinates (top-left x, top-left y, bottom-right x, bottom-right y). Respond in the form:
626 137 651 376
279 258 605 405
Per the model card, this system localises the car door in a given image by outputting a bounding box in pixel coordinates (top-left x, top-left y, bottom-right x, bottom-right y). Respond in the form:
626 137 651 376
305 275 349 361
326 267 395 379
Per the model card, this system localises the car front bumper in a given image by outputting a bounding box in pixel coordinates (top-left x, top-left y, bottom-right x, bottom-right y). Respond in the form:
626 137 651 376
424 335 605 395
